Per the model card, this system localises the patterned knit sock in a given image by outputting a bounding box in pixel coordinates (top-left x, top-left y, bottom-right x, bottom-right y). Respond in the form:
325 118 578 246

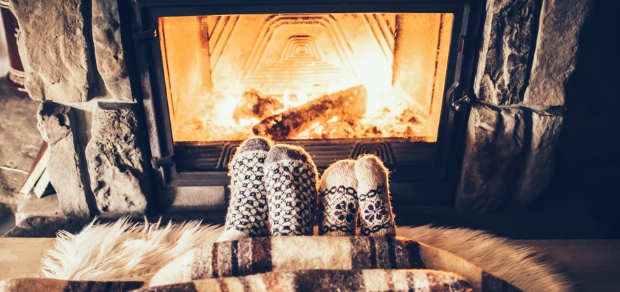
318 159 358 236
355 155 396 236
265 144 318 236
217 137 273 242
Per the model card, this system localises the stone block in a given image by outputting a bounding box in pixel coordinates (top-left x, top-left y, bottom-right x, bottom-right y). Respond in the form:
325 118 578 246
86 103 150 215
14 194 63 226
92 0 133 101
456 103 524 212
514 108 563 204
474 0 536 105
523 0 595 106
37 101 92 218
10 0 92 102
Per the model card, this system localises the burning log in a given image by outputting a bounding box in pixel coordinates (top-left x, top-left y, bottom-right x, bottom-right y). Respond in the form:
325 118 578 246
232 89 284 121
253 85 368 140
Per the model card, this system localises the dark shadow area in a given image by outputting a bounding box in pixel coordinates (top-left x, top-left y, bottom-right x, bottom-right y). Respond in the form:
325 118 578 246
559 0 620 238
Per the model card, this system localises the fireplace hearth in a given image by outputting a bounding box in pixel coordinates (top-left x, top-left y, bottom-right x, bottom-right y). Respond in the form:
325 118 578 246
6 0 593 218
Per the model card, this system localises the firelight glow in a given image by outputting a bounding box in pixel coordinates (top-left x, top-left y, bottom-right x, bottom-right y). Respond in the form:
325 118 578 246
158 13 453 143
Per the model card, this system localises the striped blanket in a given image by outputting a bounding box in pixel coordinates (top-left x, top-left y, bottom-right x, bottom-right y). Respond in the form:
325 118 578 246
0 235 521 291
150 235 520 291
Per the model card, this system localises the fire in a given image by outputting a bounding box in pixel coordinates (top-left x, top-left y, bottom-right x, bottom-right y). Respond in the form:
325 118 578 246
159 13 453 143
281 90 309 110
212 95 239 125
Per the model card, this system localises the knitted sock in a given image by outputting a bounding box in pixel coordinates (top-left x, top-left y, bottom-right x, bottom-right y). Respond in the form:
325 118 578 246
265 144 318 236
217 137 273 242
355 155 396 236
318 159 358 236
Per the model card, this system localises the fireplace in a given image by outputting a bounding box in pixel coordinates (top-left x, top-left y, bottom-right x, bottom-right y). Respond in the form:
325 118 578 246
8 0 581 218
130 0 481 210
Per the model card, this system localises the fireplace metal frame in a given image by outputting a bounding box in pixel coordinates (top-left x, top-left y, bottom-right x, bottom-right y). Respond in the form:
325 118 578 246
128 0 483 209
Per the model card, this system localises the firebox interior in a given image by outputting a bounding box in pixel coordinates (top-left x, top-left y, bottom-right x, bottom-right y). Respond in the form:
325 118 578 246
158 13 453 143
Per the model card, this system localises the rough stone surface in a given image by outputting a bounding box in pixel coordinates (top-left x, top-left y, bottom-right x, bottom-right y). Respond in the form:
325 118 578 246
456 103 525 212
92 0 133 101
523 0 595 106
474 0 536 105
10 0 92 102
37 102 92 218
14 194 63 226
514 108 563 204
86 103 149 215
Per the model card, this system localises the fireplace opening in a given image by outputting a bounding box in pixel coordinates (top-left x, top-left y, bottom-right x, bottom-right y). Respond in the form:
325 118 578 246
158 13 453 143
132 0 480 208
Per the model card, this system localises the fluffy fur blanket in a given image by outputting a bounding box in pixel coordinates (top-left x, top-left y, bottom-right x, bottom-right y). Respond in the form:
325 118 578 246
37 218 571 291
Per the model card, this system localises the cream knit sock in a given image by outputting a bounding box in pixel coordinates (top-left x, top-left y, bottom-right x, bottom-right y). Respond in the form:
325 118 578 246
265 144 318 236
217 137 273 242
318 159 358 236
355 155 396 236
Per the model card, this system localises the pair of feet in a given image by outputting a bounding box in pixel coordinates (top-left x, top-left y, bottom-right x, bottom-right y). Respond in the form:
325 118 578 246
217 136 395 242
318 156 395 237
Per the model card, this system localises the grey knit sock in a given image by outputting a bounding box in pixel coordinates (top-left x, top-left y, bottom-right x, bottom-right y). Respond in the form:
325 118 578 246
217 137 273 242
355 155 396 236
265 144 318 236
318 159 358 236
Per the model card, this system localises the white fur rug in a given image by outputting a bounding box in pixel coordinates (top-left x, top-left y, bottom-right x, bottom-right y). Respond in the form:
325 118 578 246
41 218 572 292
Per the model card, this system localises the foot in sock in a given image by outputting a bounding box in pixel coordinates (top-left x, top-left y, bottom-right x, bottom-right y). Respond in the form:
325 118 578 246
217 137 273 242
355 155 396 236
264 144 318 236
318 159 358 236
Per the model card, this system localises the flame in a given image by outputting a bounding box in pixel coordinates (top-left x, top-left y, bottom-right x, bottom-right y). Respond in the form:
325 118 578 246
212 95 240 125
170 78 436 142
160 13 453 143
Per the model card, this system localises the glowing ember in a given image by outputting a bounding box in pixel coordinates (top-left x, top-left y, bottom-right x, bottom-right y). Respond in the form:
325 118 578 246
159 13 453 143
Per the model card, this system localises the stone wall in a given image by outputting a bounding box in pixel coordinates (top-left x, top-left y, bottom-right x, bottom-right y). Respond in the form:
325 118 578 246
457 0 595 211
9 0 149 218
